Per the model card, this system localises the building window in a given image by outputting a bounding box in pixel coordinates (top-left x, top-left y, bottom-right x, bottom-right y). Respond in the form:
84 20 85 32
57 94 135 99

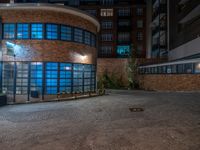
177 64 184 74
16 62 29 95
137 20 143 28
17 23 29 39
101 33 112 41
136 8 143 16
118 20 130 27
84 31 91 45
195 63 200 73
101 21 113 29
118 8 131 16
84 65 92 92
100 9 113 16
73 64 83 93
31 24 43 39
101 46 112 55
137 32 143 41
59 63 72 93
100 0 114 5
184 63 193 73
85 9 97 16
118 32 130 43
45 62 58 94
30 62 43 94
91 34 96 47
61 25 72 41
2 62 15 94
117 45 130 56
74 28 83 43
3 24 15 39
46 24 58 40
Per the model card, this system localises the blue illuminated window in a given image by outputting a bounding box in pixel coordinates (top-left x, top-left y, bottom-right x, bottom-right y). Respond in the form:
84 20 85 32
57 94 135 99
31 24 43 39
46 24 58 40
45 63 58 94
3 24 15 39
17 24 29 39
59 63 72 93
84 31 91 45
61 25 72 41
117 45 130 57
30 62 43 94
74 28 83 43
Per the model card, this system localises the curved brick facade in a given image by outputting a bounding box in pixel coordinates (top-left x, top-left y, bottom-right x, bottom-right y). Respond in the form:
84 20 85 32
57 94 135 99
0 4 99 64
0 4 100 103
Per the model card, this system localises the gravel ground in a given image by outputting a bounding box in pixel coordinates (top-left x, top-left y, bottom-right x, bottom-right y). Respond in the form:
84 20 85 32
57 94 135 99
0 90 200 150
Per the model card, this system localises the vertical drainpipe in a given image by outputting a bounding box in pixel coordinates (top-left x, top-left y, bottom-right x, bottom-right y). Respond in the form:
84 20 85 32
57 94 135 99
0 17 2 93
167 0 170 60
95 29 98 93
158 0 161 58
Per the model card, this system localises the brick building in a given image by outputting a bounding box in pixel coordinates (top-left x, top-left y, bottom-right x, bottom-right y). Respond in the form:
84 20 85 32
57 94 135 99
0 3 100 103
12 0 147 58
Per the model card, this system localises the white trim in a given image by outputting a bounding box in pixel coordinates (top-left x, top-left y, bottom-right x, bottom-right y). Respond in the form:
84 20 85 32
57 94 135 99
139 58 200 68
0 3 100 32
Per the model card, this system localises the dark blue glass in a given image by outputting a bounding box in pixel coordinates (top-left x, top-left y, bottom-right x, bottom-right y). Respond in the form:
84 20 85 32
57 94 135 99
46 24 58 40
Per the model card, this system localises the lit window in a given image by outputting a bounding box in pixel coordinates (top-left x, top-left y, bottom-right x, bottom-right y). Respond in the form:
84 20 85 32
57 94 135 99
3 24 15 39
61 25 72 41
73 64 83 93
16 62 29 95
117 45 130 56
59 63 72 93
195 63 200 73
100 9 113 16
30 62 43 94
31 24 43 39
84 31 91 45
46 24 58 40
17 23 29 39
45 63 58 94
74 28 83 43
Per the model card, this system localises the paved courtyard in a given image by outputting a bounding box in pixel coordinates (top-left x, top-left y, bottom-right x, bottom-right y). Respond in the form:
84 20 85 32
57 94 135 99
0 90 200 150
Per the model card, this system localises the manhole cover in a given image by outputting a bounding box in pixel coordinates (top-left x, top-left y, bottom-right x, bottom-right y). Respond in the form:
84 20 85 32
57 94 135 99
129 107 144 112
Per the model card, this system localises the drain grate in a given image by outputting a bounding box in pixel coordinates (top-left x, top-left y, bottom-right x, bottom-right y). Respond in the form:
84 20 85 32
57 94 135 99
129 107 144 112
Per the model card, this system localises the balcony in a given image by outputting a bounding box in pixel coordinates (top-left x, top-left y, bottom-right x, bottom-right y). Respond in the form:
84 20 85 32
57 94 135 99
152 26 166 36
152 43 167 51
152 4 167 20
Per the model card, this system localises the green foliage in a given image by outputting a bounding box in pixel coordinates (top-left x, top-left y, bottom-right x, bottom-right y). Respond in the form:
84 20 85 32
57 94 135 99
126 45 139 89
97 70 124 90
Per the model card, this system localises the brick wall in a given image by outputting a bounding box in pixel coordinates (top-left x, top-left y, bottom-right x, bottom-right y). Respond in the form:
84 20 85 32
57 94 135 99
97 58 129 85
0 9 97 33
0 8 98 64
97 58 167 86
138 74 200 91
2 40 97 64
